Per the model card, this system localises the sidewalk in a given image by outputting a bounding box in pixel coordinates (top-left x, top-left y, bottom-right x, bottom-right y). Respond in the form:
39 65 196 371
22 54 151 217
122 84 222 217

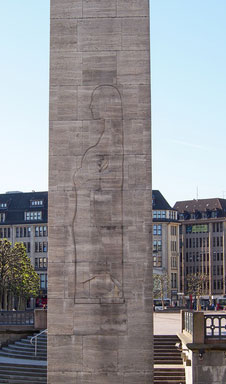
154 312 181 335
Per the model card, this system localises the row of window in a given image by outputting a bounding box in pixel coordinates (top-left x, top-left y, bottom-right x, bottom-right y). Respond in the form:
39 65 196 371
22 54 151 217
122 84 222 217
180 211 218 221
213 280 223 290
213 223 223 233
0 210 44 224
35 226 47 237
35 257 47 269
213 265 223 276
185 237 209 249
153 211 178 220
25 211 42 221
0 228 10 238
16 227 31 238
16 226 48 238
186 265 210 275
35 242 48 253
213 237 223 247
185 251 224 263
31 200 43 207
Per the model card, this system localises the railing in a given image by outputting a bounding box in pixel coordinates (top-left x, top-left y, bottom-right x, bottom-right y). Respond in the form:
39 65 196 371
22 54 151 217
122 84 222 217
30 329 47 357
205 314 226 339
184 310 193 335
0 310 34 325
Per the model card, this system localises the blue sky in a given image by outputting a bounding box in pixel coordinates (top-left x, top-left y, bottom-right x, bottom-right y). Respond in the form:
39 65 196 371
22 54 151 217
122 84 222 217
0 1 225 207
151 0 226 205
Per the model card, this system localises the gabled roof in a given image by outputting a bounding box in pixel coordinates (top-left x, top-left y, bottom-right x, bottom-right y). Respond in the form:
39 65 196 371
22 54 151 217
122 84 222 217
0 191 48 225
152 190 173 210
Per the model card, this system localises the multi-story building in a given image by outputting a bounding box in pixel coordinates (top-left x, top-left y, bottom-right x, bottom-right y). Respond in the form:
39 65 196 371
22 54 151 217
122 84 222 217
0 191 48 306
152 190 180 302
174 198 226 301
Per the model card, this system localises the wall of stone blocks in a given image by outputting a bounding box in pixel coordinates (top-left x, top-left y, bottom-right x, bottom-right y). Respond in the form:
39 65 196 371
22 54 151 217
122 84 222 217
48 0 153 382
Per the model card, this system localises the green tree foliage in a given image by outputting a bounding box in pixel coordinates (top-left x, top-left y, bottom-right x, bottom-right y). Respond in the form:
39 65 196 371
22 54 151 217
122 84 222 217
153 272 170 308
0 239 39 310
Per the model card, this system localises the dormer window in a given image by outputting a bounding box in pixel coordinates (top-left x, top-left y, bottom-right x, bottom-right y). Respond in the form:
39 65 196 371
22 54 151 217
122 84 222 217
30 200 43 207
25 211 42 221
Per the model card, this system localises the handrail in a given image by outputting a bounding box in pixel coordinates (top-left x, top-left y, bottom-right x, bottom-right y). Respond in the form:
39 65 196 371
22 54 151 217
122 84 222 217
30 329 47 357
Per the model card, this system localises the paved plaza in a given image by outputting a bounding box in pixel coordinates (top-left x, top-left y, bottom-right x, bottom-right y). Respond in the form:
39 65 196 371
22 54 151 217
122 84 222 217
154 312 181 335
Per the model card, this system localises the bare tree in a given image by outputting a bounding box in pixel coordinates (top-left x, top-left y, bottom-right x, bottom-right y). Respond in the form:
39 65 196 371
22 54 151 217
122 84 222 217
186 273 208 311
153 272 170 308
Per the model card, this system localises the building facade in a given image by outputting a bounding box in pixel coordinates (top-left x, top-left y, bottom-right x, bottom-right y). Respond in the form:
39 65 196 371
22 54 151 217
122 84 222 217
152 190 180 302
0 191 48 306
174 198 226 301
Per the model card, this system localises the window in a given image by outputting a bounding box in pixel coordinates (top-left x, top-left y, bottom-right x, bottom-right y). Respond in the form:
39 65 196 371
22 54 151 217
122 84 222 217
43 226 47 236
35 225 48 237
171 257 177 268
35 242 38 253
31 200 43 207
0 203 7 208
0 228 10 239
25 211 42 221
171 241 177 252
171 226 177 236
0 213 5 223
43 242 48 252
23 242 31 253
171 273 177 288
40 274 47 289
35 257 48 270
153 240 161 252
153 255 162 267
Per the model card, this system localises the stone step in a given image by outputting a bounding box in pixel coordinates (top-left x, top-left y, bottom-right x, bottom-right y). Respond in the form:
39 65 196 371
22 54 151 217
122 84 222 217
0 369 46 377
0 351 46 360
0 380 46 384
7 344 46 352
0 374 46 381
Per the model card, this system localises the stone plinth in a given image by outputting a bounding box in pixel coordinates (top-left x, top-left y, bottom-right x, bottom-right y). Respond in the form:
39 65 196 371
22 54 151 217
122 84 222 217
48 1 153 382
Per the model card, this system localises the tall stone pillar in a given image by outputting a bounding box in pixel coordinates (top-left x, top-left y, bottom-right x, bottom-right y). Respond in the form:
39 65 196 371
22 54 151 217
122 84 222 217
48 1 153 383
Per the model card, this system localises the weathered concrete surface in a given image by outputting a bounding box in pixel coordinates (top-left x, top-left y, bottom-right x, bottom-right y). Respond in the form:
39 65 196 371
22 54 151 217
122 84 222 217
48 0 152 382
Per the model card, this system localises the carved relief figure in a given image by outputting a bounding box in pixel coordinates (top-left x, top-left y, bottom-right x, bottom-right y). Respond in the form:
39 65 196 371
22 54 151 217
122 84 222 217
73 85 124 300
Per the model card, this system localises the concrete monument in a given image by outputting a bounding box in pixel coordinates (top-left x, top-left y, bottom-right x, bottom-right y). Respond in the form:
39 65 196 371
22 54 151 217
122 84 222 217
48 1 153 383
